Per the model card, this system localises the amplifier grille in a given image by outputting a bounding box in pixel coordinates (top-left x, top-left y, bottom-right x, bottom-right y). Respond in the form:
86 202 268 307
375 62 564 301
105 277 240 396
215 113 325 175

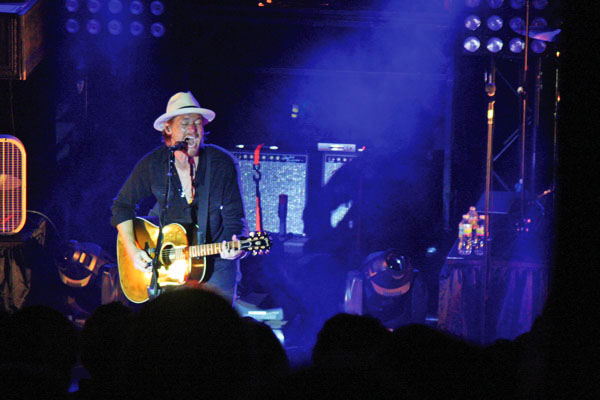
233 151 308 235
1 135 27 234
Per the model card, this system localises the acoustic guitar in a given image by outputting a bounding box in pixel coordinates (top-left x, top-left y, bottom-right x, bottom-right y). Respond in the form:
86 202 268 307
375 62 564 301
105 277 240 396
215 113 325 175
117 217 271 303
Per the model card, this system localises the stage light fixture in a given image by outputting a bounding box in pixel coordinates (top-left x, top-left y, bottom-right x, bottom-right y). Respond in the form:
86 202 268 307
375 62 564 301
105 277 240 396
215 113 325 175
151 22 165 37
465 15 482 31
486 37 503 53
487 0 503 9
66 18 80 33
532 0 548 10
130 0 143 15
107 19 122 35
465 0 481 7
510 0 524 9
509 16 525 33
487 15 503 31
531 17 547 29
66 0 79 12
108 0 123 13
150 1 164 16
464 36 481 52
87 0 101 13
86 19 101 34
509 37 525 52
130 21 143 36
530 39 546 53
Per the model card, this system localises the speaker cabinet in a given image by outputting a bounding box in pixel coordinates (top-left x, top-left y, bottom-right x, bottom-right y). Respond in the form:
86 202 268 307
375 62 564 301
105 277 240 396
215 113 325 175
0 135 26 234
0 0 47 80
233 151 308 235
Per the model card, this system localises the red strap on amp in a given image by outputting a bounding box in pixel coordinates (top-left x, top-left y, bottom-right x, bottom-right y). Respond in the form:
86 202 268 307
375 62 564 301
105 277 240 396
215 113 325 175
252 144 264 232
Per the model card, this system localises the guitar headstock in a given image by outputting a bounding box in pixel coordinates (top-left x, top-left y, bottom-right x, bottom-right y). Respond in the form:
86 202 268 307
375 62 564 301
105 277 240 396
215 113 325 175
241 231 272 255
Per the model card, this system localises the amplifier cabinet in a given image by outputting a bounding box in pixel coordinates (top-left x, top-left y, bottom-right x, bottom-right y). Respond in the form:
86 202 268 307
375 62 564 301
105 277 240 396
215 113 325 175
233 151 308 235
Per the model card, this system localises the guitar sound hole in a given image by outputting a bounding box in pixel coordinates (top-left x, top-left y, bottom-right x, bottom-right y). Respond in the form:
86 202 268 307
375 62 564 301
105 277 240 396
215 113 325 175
161 244 175 266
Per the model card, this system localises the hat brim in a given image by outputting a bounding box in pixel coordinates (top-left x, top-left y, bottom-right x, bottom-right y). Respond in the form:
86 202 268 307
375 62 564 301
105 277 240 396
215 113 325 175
153 107 216 131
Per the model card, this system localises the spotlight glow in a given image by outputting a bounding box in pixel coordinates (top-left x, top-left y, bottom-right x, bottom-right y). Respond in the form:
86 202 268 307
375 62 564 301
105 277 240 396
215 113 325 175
531 17 548 29
464 15 481 31
531 39 546 53
463 36 481 52
107 19 122 35
509 37 525 53
510 0 524 9
65 0 79 12
86 19 101 35
532 0 548 10
130 0 143 15
150 1 165 16
108 0 123 13
486 37 503 53
487 15 503 31
151 22 166 37
130 21 143 36
465 0 481 7
87 0 101 13
509 16 524 33
487 0 503 9
65 18 80 33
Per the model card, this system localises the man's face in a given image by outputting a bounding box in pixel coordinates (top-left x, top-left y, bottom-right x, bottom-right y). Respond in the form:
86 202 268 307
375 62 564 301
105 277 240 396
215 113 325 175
165 113 205 157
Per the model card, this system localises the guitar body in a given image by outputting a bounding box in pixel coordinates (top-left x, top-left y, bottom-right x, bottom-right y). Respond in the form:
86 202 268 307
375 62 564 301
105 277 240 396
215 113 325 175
117 218 207 304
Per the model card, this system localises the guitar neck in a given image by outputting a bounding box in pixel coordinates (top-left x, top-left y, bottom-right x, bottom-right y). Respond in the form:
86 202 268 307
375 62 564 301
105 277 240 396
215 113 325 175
188 241 236 258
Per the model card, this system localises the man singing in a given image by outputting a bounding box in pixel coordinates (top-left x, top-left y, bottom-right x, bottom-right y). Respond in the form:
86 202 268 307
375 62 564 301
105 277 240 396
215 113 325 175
111 91 247 303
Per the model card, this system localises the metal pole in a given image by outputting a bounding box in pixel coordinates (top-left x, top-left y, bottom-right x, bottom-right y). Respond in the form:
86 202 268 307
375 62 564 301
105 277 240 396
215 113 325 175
481 56 496 344
519 0 531 221
530 57 542 195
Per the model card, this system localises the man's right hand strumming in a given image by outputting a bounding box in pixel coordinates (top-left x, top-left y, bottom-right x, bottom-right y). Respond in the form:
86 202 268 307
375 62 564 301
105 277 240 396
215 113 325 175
117 220 154 272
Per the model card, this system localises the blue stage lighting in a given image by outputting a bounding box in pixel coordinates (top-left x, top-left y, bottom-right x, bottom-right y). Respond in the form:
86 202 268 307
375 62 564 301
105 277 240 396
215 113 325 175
464 15 481 31
531 17 548 29
108 0 123 14
130 21 143 36
465 0 481 7
151 22 165 38
487 0 503 9
86 19 101 34
510 0 524 9
87 0 101 14
531 39 546 53
532 0 548 10
509 16 524 33
486 37 503 53
509 37 525 53
130 0 143 15
150 1 165 16
487 15 503 31
463 36 481 52
107 19 122 35
65 0 79 12
66 18 80 33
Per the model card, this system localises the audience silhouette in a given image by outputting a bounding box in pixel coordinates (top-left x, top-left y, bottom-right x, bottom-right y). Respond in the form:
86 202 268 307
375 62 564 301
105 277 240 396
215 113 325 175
0 285 591 399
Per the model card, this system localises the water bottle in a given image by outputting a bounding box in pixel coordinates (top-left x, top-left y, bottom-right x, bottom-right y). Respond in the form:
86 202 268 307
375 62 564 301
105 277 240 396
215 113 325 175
458 214 472 256
474 215 486 256
467 206 479 226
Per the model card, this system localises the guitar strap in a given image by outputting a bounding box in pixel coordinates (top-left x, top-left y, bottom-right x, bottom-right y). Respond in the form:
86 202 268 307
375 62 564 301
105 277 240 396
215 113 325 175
195 147 211 246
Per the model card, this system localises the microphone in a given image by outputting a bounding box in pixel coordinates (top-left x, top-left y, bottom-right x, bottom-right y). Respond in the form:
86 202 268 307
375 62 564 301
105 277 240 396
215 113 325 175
168 141 186 151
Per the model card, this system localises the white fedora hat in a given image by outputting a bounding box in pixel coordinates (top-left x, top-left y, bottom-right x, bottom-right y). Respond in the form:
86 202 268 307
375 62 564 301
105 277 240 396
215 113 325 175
153 91 216 131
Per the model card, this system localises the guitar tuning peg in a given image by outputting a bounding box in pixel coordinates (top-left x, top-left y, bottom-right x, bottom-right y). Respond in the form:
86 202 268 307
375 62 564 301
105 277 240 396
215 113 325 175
250 232 255 237
258 250 263 255
252 250 257 256
265 250 270 254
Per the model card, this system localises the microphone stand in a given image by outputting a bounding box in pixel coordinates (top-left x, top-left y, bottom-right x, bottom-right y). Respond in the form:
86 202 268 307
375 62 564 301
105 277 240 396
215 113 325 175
148 146 178 300
481 56 496 345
